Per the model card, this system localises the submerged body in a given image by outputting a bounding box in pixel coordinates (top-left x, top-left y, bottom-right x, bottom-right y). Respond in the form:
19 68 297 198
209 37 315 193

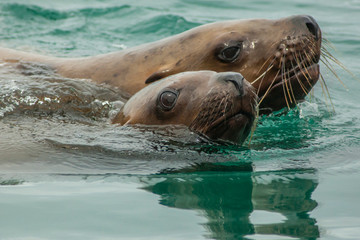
112 71 258 144
0 15 321 113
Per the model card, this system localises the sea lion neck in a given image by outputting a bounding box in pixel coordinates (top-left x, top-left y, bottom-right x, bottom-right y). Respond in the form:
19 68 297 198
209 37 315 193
54 38 184 97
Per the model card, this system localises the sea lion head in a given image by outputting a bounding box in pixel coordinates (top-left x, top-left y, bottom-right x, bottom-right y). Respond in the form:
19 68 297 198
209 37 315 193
113 71 258 144
143 15 321 113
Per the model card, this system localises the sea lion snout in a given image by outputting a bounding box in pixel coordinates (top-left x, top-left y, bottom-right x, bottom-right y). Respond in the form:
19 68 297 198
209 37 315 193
304 16 321 41
215 72 245 96
290 15 321 41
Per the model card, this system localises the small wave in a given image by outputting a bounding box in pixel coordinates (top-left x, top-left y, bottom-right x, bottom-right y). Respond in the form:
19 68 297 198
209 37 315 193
78 5 132 17
2 3 69 21
126 14 200 36
0 178 24 186
2 3 133 21
180 0 253 10
0 61 125 121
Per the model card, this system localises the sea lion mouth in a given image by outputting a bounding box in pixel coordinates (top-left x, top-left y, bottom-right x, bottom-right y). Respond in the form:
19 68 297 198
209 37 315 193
258 63 320 114
271 63 320 93
204 110 255 144
257 34 321 113
189 85 258 145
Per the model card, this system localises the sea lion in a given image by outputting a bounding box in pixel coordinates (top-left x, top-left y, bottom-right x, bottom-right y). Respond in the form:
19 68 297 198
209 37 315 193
0 15 321 113
112 71 258 144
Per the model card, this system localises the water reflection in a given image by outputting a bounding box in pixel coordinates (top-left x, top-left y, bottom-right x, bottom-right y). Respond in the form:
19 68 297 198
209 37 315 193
143 169 319 239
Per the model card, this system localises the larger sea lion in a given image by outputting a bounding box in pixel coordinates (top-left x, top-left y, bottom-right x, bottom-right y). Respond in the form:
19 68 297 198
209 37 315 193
0 15 321 113
112 71 258 144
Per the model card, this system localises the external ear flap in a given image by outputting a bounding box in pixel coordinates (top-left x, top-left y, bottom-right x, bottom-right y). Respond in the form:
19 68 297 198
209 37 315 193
145 69 173 84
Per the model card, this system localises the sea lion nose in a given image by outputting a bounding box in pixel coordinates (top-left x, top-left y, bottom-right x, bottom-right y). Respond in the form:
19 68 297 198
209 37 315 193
304 16 320 41
218 72 245 96
292 15 321 41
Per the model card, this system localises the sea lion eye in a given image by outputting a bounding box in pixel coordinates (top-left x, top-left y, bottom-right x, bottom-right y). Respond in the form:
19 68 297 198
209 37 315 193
158 90 178 111
218 44 242 63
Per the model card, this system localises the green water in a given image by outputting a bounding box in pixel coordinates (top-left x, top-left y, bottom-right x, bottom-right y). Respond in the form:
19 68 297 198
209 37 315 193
0 0 360 239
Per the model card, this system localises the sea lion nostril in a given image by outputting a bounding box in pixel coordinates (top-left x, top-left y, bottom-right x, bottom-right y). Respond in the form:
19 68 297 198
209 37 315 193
225 77 244 96
291 15 320 41
306 21 319 40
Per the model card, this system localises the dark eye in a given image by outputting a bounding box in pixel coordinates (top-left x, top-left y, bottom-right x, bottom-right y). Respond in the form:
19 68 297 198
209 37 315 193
158 90 178 111
218 45 242 63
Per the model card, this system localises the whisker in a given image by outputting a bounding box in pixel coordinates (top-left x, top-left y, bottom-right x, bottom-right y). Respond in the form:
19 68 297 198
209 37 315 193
321 48 359 81
321 48 345 67
321 38 358 83
301 38 317 59
251 63 274 85
295 52 313 93
290 57 309 95
318 74 329 106
221 95 229 127
319 73 335 113
320 57 348 89
200 89 218 131
309 88 315 102
280 55 291 109
304 36 317 47
297 52 312 78
255 60 276 97
258 69 281 105
251 40 281 81
294 50 313 88
282 55 293 105
255 55 276 76
322 37 336 50
300 40 336 112
297 52 315 89
304 49 316 65
282 80 291 109
219 96 227 116
320 73 335 112
247 103 259 146
286 66 297 104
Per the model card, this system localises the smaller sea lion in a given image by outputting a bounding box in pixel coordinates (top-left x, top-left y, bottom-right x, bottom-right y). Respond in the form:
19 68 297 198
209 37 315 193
112 71 258 144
